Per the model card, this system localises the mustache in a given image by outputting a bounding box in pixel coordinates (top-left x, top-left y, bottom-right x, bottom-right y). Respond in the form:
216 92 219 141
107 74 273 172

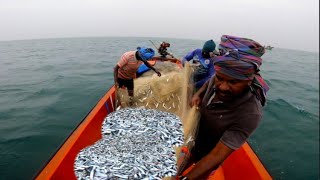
216 88 232 95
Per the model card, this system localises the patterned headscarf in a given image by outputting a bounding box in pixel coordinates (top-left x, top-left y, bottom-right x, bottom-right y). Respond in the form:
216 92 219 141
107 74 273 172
214 35 269 106
219 35 265 57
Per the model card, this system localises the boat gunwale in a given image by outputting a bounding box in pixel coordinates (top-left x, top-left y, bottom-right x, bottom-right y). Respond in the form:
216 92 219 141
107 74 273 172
243 142 273 179
35 60 181 179
34 60 272 179
34 86 115 179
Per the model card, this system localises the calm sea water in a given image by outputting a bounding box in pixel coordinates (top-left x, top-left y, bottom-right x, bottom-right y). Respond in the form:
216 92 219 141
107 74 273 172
0 37 318 180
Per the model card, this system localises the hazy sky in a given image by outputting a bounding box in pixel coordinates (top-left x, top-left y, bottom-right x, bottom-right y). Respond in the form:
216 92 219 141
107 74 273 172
0 0 319 52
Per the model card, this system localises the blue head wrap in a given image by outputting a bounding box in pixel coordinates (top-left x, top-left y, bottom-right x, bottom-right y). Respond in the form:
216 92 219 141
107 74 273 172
137 47 155 61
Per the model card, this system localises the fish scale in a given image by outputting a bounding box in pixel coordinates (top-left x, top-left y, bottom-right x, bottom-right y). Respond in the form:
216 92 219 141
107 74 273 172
74 108 184 179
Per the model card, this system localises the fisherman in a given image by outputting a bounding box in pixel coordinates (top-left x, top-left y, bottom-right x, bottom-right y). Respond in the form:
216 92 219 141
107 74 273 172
182 40 218 90
158 41 174 58
178 35 269 179
114 47 161 99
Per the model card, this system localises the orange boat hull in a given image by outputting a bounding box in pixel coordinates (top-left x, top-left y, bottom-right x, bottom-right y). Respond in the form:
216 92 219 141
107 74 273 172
36 76 271 180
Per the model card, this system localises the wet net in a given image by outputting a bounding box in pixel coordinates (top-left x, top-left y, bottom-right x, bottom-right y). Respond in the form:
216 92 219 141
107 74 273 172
116 61 200 175
117 61 199 139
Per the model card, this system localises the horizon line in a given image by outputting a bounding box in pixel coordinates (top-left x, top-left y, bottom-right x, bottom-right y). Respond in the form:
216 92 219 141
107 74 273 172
0 35 318 53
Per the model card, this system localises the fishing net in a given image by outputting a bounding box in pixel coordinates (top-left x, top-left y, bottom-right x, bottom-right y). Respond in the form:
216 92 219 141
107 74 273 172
117 62 199 137
116 61 182 114
116 61 200 176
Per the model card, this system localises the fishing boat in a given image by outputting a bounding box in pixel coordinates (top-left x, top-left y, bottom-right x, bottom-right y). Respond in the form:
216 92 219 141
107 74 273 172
265 46 274 50
35 59 272 180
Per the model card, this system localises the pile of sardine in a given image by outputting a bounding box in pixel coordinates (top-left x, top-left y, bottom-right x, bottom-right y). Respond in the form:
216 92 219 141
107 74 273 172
74 108 184 179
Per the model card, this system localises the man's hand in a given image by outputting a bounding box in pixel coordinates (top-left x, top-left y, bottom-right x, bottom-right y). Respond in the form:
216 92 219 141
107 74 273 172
115 82 119 88
190 95 201 107
156 71 161 77
184 141 234 179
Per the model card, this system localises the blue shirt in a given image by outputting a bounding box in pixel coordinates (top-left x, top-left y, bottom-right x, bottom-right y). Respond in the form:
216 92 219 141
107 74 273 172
182 49 215 89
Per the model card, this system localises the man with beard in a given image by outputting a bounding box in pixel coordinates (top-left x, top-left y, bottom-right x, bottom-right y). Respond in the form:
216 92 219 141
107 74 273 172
178 35 269 179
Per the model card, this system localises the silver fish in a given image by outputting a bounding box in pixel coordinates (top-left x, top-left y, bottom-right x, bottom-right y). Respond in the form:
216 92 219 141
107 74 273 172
74 108 184 179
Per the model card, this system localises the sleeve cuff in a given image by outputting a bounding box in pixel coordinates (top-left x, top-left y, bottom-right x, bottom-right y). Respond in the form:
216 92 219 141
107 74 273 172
220 138 244 150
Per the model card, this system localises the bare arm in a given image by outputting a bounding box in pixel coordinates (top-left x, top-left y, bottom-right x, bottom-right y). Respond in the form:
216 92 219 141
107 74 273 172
114 65 120 86
195 81 208 98
143 61 161 76
190 81 209 107
185 141 234 179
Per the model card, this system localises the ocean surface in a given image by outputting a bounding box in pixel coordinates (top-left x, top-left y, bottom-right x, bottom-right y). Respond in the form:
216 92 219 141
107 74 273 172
0 37 318 180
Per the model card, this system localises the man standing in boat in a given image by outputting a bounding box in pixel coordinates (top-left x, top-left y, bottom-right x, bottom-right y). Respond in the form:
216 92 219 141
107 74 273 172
182 40 218 91
178 35 269 179
114 47 161 99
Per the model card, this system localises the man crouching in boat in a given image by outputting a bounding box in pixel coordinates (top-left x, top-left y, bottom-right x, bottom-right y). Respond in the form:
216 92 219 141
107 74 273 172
178 35 269 179
114 47 161 103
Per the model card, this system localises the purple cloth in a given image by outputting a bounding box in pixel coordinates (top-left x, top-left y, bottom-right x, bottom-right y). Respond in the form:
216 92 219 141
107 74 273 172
219 35 265 57
214 53 260 80
214 35 270 106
